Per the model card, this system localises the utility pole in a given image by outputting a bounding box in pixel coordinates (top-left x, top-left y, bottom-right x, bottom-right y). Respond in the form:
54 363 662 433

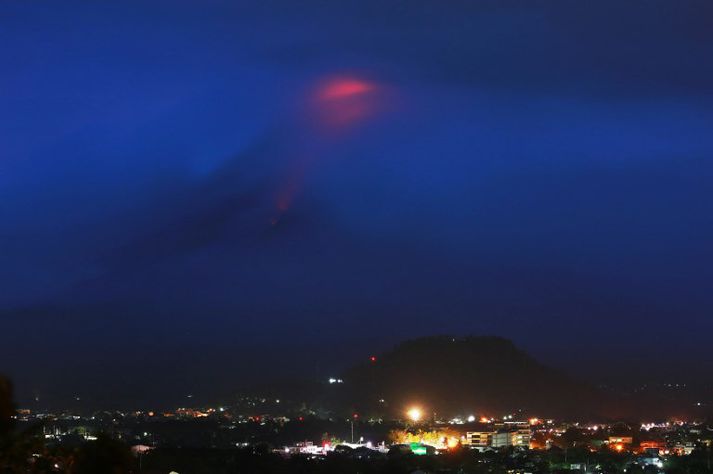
351 413 358 443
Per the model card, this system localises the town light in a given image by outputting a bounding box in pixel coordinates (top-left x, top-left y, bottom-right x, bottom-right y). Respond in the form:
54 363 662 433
407 407 423 422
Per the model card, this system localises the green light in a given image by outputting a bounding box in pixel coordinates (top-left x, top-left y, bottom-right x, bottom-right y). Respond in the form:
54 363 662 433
410 443 427 455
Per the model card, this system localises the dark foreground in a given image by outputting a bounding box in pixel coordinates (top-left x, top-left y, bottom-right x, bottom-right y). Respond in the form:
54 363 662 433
3 438 713 474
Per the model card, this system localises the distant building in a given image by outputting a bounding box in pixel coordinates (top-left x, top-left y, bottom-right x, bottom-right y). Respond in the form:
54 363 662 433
609 436 633 445
491 431 511 448
510 428 531 447
639 440 665 455
502 421 532 447
465 421 531 450
465 430 493 449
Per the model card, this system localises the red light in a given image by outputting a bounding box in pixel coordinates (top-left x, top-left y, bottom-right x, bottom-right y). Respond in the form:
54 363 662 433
370 356 377 363
312 76 382 130
319 79 373 101
353 413 359 419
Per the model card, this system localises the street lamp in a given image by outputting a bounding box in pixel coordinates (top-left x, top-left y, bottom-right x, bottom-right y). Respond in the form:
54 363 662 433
407 407 422 423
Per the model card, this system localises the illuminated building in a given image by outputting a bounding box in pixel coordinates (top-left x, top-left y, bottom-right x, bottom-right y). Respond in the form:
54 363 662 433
498 421 532 447
608 436 633 445
491 431 511 448
639 440 665 455
465 421 531 450
507 422 532 447
465 430 493 449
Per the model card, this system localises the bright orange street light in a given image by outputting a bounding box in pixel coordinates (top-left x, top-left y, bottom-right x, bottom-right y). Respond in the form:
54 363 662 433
407 407 423 423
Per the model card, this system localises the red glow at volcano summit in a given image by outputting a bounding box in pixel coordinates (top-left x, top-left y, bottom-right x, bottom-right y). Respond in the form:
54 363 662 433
312 77 381 128
318 79 374 101
270 76 384 222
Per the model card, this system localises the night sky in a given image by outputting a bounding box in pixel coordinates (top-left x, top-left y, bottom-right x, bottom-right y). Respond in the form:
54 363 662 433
3 1 713 407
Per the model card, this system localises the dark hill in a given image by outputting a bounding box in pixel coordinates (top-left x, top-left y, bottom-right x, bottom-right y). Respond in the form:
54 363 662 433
326 336 611 419
253 336 687 420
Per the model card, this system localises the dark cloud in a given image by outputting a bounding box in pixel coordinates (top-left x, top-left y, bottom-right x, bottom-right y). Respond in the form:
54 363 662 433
238 0 713 98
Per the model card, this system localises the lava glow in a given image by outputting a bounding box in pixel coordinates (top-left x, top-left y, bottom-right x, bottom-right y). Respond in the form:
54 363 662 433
318 79 374 101
270 75 384 223
312 77 381 128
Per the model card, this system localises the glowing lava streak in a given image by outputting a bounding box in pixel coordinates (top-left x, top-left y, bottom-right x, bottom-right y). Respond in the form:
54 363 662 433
271 76 382 224
318 79 374 101
313 76 380 129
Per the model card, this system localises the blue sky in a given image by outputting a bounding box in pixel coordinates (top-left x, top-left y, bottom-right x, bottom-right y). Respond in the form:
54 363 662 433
2 0 713 405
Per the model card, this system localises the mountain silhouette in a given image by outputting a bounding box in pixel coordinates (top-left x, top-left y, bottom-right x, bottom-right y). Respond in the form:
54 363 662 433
322 336 605 419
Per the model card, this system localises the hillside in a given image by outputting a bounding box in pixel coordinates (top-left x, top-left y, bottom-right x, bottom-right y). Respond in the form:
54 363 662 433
322 336 611 419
